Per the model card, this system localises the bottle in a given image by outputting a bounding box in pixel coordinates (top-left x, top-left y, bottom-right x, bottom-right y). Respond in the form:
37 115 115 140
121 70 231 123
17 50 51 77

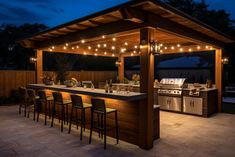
109 80 113 93
105 80 109 93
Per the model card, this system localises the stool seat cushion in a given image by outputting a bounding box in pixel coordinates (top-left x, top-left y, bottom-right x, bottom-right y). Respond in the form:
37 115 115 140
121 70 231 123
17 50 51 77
46 96 54 101
63 100 72 105
106 108 116 113
83 103 92 108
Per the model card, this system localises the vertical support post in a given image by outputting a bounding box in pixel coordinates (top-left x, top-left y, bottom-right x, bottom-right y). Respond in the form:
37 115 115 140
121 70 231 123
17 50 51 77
215 49 223 112
118 55 124 82
139 27 155 149
36 49 43 84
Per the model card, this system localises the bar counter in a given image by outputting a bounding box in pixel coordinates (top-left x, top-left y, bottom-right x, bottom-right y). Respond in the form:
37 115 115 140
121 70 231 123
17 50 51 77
27 84 159 148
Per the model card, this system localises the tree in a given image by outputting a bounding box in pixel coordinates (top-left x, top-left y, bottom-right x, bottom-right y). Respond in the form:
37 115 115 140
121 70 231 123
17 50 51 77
0 23 48 70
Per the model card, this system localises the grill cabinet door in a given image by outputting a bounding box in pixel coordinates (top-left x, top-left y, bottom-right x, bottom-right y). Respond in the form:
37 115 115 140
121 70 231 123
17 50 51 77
183 96 203 115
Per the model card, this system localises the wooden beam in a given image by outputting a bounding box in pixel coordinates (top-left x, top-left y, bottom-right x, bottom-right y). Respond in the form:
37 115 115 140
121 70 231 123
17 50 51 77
118 55 124 82
36 50 43 84
125 7 226 47
215 49 223 112
33 20 146 48
139 27 155 149
89 20 104 26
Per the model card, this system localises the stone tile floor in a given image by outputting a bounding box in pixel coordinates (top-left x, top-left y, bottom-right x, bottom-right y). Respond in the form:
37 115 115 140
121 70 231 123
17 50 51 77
0 105 235 157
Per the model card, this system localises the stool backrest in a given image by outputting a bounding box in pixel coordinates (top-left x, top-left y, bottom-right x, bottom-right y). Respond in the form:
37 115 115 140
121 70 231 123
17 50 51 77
53 92 63 105
38 90 47 103
27 89 36 104
91 98 105 113
19 87 28 102
71 95 83 108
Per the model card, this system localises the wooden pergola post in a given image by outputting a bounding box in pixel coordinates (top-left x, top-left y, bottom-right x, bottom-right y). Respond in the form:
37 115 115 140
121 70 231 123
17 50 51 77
215 49 223 112
118 55 124 82
139 27 155 149
36 49 43 84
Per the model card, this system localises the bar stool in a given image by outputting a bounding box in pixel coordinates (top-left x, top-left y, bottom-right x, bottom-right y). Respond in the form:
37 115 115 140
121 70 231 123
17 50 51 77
51 92 72 132
89 98 119 149
38 90 54 125
27 89 40 120
19 87 28 117
68 95 92 140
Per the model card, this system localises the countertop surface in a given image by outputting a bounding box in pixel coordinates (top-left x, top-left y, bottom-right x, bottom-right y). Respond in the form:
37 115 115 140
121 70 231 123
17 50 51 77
27 84 147 101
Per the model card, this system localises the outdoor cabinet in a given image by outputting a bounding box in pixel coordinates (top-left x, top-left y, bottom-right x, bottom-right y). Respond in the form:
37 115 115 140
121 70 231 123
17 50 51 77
183 96 203 115
158 96 181 112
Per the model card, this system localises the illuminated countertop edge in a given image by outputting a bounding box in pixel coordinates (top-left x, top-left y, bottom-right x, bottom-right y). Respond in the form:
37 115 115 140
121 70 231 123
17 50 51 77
27 84 147 101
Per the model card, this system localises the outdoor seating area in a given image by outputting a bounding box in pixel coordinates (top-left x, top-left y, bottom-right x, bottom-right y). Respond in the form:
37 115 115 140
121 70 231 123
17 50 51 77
1 104 235 157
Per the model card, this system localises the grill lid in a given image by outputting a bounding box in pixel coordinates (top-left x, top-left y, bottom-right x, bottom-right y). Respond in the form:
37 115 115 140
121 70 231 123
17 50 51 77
160 78 186 88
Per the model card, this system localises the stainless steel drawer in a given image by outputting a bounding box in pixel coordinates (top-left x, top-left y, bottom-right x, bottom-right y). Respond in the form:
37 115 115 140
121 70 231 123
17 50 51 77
183 96 203 115
158 96 181 112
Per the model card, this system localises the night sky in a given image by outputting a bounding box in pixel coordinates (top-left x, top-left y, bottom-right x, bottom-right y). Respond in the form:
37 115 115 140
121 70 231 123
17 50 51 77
0 0 234 27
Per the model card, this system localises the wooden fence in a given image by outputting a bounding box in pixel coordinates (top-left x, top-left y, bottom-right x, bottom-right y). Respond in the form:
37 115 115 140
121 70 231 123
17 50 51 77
0 70 117 98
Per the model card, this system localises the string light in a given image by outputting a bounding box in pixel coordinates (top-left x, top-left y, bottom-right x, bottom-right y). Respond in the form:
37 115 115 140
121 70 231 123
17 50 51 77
63 46 67 50
83 52 87 55
76 46 79 49
65 43 69 46
95 49 98 52
210 47 214 50
189 48 192 52
103 44 107 47
112 53 115 57
49 49 52 52
171 46 175 50
133 50 136 54
180 48 183 52
102 35 105 39
88 46 91 50
205 45 209 49
124 42 128 46
52 46 55 49
177 44 181 47
111 46 115 50
104 52 107 55
134 45 138 49
81 40 85 43
131 53 133 56
72 47 74 50
112 38 116 41
164 47 168 50
197 46 201 50
160 43 163 47
94 53 97 56
97 44 101 48
160 50 163 53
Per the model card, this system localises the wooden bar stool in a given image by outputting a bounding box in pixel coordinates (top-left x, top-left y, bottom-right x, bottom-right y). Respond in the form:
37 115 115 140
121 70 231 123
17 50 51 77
26 89 40 120
19 87 28 117
38 90 54 125
51 92 72 132
68 95 92 140
89 98 119 149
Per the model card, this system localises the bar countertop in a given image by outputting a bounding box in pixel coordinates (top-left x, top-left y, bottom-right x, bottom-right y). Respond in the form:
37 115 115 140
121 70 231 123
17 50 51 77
27 84 147 101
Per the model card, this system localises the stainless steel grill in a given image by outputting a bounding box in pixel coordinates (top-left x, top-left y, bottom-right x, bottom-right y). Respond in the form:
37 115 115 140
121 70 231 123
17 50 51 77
158 78 187 96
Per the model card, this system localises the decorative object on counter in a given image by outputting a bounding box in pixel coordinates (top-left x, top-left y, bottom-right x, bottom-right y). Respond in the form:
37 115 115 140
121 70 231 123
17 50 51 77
193 83 201 88
43 74 54 85
154 79 160 87
123 77 129 84
109 80 113 93
132 74 140 85
105 80 109 93
64 78 78 87
206 80 212 88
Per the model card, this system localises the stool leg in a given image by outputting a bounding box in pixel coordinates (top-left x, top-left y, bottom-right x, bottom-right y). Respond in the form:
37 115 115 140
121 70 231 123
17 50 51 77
48 101 51 119
68 106 74 134
61 105 64 132
24 103 27 117
101 115 103 139
97 114 100 138
115 111 119 144
45 101 47 125
83 109 86 131
19 104 21 115
51 103 56 127
104 114 106 149
66 104 69 125
37 103 40 122
76 109 78 129
89 111 94 144
33 103 36 121
27 106 30 118
80 109 84 140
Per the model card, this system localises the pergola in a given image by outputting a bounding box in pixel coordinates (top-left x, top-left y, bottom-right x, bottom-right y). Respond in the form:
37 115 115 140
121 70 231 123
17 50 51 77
20 0 233 149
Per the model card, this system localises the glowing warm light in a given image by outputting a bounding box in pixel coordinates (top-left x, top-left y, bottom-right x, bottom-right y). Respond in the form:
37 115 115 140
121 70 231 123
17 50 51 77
171 46 175 50
52 46 55 49
160 43 163 47
111 46 115 50
81 40 85 43
95 49 98 52
88 46 91 50
83 52 87 55
177 44 181 47
164 47 168 50
133 50 136 54
94 53 97 56
76 46 79 49
72 47 74 50
104 52 107 55
49 49 52 52
112 53 115 57
160 50 163 53
189 48 192 52
65 43 69 46
112 38 116 41
124 42 128 46
63 46 67 50
131 53 133 56
134 45 138 49
97 44 101 48
205 45 209 49
102 35 105 39
103 44 107 47
197 46 201 49
210 47 214 50
180 48 183 52
121 48 125 53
